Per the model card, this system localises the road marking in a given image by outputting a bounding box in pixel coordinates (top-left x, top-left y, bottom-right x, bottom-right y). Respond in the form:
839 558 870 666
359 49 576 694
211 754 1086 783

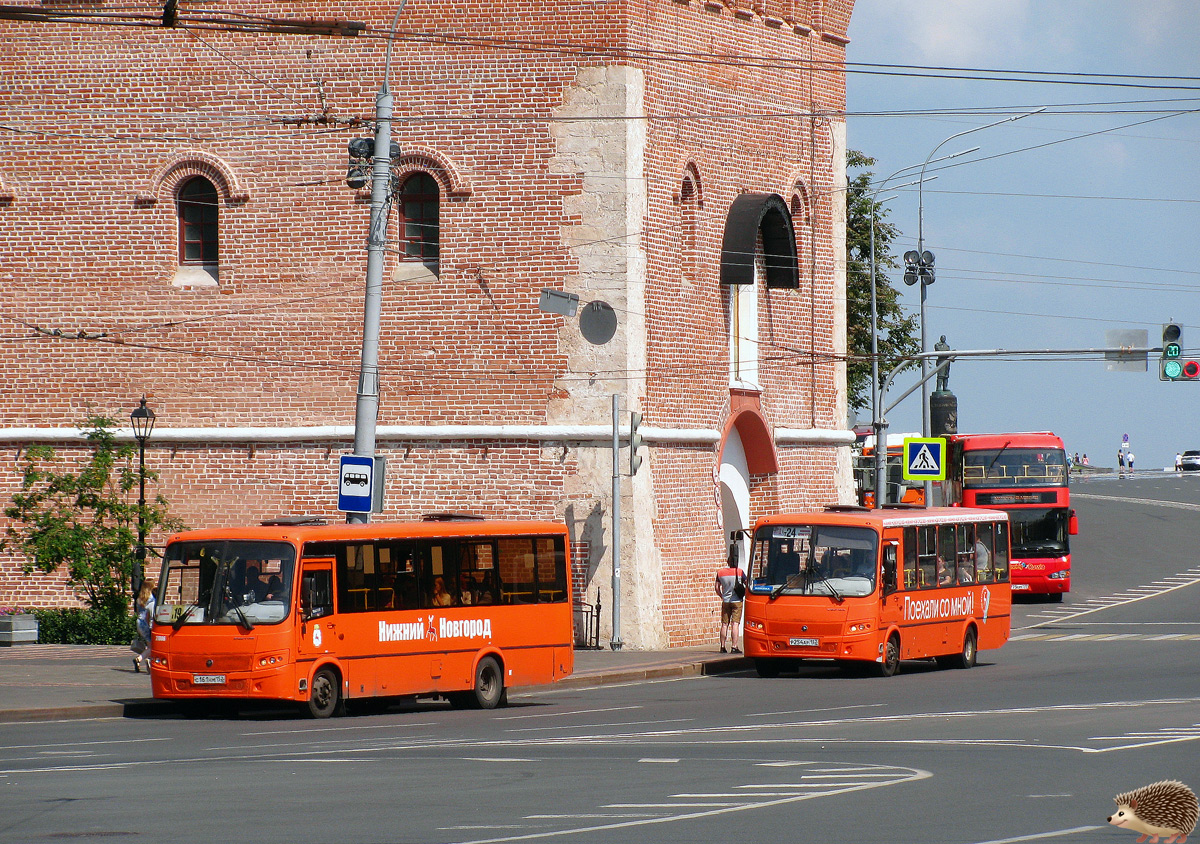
447 764 929 844
504 718 693 734
496 706 642 721
968 826 1105 844
638 758 679 763
1018 565 1200 630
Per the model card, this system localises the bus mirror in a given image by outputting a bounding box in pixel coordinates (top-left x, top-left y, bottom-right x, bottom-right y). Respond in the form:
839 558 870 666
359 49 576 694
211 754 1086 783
1068 511 1078 536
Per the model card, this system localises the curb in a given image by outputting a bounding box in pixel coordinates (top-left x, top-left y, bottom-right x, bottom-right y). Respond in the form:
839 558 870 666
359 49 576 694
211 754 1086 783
551 655 748 691
0 658 749 722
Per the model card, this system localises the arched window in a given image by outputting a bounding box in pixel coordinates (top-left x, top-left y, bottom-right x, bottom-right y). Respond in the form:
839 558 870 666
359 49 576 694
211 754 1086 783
680 171 699 281
397 172 439 264
176 176 218 267
790 184 812 287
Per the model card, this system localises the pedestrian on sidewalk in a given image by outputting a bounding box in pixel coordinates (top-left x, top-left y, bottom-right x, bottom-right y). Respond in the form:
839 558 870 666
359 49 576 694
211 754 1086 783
714 545 747 654
1177 452 1183 473
131 579 156 673
1127 452 1135 472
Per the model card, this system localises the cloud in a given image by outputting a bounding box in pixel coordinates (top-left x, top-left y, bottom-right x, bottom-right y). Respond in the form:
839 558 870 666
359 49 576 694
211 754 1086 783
853 0 1034 65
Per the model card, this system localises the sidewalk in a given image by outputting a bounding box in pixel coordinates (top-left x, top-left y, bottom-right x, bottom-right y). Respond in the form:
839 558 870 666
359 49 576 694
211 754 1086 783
0 643 747 722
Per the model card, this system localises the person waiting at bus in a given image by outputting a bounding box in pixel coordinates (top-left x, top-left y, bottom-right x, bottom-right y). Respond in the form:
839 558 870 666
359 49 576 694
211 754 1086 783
430 576 453 607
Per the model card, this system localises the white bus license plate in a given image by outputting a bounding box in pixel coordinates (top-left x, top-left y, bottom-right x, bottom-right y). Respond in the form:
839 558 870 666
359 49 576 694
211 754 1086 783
789 637 819 648
1011 584 1030 591
193 674 226 685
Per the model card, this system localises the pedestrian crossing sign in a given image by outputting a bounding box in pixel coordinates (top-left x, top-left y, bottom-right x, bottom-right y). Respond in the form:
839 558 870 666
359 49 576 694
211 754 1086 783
902 437 947 481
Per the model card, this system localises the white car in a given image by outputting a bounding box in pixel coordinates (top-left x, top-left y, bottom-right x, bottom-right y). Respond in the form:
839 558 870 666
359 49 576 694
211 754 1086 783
1181 451 1200 472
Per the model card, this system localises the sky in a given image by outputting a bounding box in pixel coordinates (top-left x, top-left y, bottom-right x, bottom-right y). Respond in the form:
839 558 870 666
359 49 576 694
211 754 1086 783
844 1 1200 471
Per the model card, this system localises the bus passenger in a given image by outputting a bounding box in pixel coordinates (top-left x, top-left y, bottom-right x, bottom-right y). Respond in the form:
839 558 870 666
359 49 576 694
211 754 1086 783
431 577 453 607
974 535 991 580
937 557 954 586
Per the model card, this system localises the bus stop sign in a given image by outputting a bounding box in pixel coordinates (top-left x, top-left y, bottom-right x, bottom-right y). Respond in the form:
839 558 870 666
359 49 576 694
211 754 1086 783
903 437 947 481
338 454 386 513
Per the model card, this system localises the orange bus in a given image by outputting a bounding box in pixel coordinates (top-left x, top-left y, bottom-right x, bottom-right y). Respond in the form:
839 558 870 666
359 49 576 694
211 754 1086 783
149 516 574 717
943 432 1077 600
743 506 1011 677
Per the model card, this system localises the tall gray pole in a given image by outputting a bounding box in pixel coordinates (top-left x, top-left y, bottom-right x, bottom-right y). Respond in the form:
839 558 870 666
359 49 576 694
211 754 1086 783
349 2 405 525
913 108 1042 505
610 394 623 650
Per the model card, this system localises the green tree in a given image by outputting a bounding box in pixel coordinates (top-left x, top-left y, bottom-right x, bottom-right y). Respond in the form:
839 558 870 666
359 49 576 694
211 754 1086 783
846 150 921 414
2 415 181 615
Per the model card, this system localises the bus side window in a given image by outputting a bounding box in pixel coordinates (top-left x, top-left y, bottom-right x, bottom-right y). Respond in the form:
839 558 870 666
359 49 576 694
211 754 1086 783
937 525 956 587
881 544 898 595
976 524 995 584
956 524 975 585
902 527 918 590
499 539 535 605
993 522 1010 582
535 537 567 603
917 526 938 589
301 568 333 619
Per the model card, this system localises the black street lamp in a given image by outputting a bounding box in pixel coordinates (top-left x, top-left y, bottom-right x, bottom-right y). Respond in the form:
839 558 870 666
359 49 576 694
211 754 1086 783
130 396 156 596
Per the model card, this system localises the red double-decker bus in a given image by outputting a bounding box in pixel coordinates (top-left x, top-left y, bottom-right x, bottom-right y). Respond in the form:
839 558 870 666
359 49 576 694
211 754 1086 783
943 432 1077 600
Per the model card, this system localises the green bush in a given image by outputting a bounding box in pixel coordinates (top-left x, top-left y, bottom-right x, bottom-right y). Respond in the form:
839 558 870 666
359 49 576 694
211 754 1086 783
32 607 136 645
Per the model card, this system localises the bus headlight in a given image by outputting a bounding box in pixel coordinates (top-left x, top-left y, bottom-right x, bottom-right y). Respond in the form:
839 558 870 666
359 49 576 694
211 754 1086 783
847 621 872 633
257 651 289 667
745 620 764 631
1047 570 1069 580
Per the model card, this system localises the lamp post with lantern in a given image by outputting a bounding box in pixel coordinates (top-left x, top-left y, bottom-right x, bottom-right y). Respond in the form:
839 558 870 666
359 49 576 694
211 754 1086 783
130 396 156 596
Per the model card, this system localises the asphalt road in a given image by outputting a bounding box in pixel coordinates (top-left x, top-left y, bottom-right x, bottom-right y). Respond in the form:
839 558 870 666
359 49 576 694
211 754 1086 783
1 475 1198 844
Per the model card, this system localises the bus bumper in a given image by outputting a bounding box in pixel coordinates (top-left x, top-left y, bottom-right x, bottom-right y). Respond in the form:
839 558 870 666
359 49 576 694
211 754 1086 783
150 661 298 702
1010 559 1070 596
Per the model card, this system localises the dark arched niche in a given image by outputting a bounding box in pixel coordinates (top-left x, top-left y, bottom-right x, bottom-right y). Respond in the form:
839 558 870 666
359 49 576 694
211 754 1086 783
719 192 799 289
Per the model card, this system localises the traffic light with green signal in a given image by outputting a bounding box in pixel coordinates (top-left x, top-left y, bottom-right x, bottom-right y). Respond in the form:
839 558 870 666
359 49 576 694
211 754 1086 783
1160 323 1199 381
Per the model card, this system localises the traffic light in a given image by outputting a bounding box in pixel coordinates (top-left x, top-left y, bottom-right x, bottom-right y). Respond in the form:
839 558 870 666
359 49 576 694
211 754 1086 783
629 412 644 475
902 250 935 286
1160 322 1199 381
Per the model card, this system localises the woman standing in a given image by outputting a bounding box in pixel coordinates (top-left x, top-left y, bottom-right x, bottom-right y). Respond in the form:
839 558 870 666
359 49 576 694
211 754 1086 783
131 580 156 673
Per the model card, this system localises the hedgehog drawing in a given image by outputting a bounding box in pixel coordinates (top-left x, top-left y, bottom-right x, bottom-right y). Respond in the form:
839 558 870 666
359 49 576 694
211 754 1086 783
1107 780 1199 843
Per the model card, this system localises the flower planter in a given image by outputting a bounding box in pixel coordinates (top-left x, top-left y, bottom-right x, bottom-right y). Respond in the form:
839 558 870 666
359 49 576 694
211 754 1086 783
0 614 38 646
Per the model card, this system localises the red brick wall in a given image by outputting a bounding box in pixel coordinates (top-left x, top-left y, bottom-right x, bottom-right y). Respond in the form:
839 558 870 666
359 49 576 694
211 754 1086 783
0 1 853 646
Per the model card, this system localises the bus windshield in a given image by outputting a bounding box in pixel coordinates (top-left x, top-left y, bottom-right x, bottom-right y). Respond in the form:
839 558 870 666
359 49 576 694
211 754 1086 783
750 524 878 598
158 540 296 626
1007 508 1069 558
962 447 1067 489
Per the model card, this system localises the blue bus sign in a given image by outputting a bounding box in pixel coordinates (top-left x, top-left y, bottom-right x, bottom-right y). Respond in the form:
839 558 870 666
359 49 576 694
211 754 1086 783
338 455 384 513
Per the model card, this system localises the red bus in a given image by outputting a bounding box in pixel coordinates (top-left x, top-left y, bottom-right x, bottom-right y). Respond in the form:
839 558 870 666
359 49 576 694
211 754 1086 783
943 432 1077 601
743 506 1012 677
149 517 574 716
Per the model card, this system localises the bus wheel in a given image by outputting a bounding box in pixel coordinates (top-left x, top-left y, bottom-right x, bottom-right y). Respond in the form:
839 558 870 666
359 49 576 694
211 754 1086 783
305 667 342 718
754 658 782 678
878 635 900 677
1048 593 1064 603
471 657 506 710
955 628 978 669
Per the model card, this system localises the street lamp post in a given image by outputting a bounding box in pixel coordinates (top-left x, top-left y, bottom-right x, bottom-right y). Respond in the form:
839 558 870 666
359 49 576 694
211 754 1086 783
912 109 1045 502
866 153 970 507
130 396 156 596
